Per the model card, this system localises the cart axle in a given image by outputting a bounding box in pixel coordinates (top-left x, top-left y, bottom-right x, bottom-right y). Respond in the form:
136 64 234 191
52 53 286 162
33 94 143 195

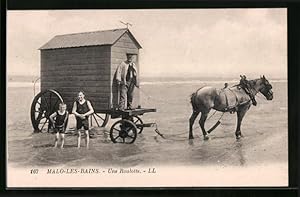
136 123 156 128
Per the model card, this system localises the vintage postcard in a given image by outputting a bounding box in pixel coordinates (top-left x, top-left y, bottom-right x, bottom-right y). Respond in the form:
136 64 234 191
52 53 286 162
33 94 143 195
7 9 288 187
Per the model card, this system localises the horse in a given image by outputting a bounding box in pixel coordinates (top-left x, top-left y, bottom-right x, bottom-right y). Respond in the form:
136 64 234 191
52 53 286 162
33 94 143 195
189 75 273 140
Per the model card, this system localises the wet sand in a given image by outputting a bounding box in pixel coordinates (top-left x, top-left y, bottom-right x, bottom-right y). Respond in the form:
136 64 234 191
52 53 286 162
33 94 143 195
7 81 288 169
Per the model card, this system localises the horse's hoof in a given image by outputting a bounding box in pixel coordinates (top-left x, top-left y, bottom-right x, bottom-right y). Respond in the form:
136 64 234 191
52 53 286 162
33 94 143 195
236 135 241 140
204 136 209 141
189 136 194 140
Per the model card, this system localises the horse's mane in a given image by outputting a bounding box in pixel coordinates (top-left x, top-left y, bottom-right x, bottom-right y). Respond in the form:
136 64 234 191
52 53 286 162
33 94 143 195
236 78 260 88
249 78 259 87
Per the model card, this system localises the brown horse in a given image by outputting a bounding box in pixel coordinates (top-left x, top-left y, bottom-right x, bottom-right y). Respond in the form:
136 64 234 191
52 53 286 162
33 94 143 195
189 75 273 140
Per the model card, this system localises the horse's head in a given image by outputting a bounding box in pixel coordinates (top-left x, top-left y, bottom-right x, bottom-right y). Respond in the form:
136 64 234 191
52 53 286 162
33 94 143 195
258 75 273 100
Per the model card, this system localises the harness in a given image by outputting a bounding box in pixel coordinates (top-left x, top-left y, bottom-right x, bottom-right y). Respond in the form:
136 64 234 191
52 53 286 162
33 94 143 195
222 88 239 113
239 79 257 106
220 87 251 113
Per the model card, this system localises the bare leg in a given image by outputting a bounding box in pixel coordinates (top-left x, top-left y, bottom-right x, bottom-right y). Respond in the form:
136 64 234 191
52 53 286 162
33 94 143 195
77 130 81 148
85 130 90 149
189 111 200 139
199 111 210 140
60 134 65 149
236 105 250 139
54 132 59 148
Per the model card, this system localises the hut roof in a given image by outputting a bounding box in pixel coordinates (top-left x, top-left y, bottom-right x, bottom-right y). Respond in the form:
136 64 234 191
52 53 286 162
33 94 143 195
39 28 142 50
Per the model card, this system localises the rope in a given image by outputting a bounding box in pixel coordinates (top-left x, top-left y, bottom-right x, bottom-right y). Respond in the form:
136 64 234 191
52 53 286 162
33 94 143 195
153 111 225 142
256 92 267 100
152 120 203 141
207 110 217 120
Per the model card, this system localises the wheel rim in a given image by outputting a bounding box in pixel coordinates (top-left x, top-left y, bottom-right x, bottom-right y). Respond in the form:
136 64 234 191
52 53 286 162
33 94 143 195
91 113 110 127
110 119 137 144
132 116 144 134
31 90 63 132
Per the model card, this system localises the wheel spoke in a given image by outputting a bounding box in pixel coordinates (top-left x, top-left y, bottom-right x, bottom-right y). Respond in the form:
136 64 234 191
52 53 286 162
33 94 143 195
95 113 105 121
98 116 104 121
39 116 47 124
51 98 60 113
127 135 134 139
92 114 100 127
113 127 121 132
37 115 46 122
42 96 50 112
113 136 120 141
38 117 46 123
127 125 134 131
122 138 125 143
35 111 43 117
40 119 48 131
134 119 139 124
127 131 135 137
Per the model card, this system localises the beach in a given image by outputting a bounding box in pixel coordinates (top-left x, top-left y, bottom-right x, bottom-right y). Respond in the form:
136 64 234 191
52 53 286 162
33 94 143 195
6 79 288 186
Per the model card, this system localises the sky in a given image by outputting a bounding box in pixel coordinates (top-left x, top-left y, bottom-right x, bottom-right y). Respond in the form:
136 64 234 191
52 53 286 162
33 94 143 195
7 9 287 79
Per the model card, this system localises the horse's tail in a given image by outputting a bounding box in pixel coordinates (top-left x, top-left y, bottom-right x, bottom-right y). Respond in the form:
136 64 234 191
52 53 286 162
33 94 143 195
190 92 198 111
190 86 204 111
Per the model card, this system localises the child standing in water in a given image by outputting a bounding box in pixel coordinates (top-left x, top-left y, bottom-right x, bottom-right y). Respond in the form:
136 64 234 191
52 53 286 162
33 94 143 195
72 91 94 149
50 103 69 148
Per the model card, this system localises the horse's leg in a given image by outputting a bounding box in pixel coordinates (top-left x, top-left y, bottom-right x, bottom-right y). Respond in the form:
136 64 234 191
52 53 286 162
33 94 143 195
235 105 250 139
199 110 210 140
189 111 200 139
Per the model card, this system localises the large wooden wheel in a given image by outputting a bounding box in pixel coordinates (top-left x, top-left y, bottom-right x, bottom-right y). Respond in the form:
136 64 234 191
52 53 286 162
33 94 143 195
30 89 63 132
110 119 137 144
90 113 110 127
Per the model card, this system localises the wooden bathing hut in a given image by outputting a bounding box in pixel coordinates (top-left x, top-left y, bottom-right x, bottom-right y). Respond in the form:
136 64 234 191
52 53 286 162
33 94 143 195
39 28 142 112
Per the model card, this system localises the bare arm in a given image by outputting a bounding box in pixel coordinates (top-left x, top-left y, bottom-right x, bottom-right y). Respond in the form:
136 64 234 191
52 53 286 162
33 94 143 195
49 112 57 124
83 101 94 117
72 102 81 117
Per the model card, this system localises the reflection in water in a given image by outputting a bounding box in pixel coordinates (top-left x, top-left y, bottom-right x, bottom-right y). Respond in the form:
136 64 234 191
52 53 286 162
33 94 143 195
114 143 142 158
101 130 111 144
235 140 246 166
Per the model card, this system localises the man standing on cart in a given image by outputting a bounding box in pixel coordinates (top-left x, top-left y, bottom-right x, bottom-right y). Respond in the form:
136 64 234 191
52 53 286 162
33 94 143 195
115 53 139 110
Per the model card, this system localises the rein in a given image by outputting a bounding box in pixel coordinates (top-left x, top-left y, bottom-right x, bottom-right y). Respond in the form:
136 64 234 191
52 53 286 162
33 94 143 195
207 112 224 134
239 79 260 99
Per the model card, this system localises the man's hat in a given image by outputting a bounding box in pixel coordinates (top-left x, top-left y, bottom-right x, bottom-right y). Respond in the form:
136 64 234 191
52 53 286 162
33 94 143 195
126 53 136 57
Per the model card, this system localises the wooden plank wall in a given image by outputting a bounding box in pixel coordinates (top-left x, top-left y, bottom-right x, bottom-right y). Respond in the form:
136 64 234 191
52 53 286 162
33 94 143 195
40 46 111 112
110 32 140 108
